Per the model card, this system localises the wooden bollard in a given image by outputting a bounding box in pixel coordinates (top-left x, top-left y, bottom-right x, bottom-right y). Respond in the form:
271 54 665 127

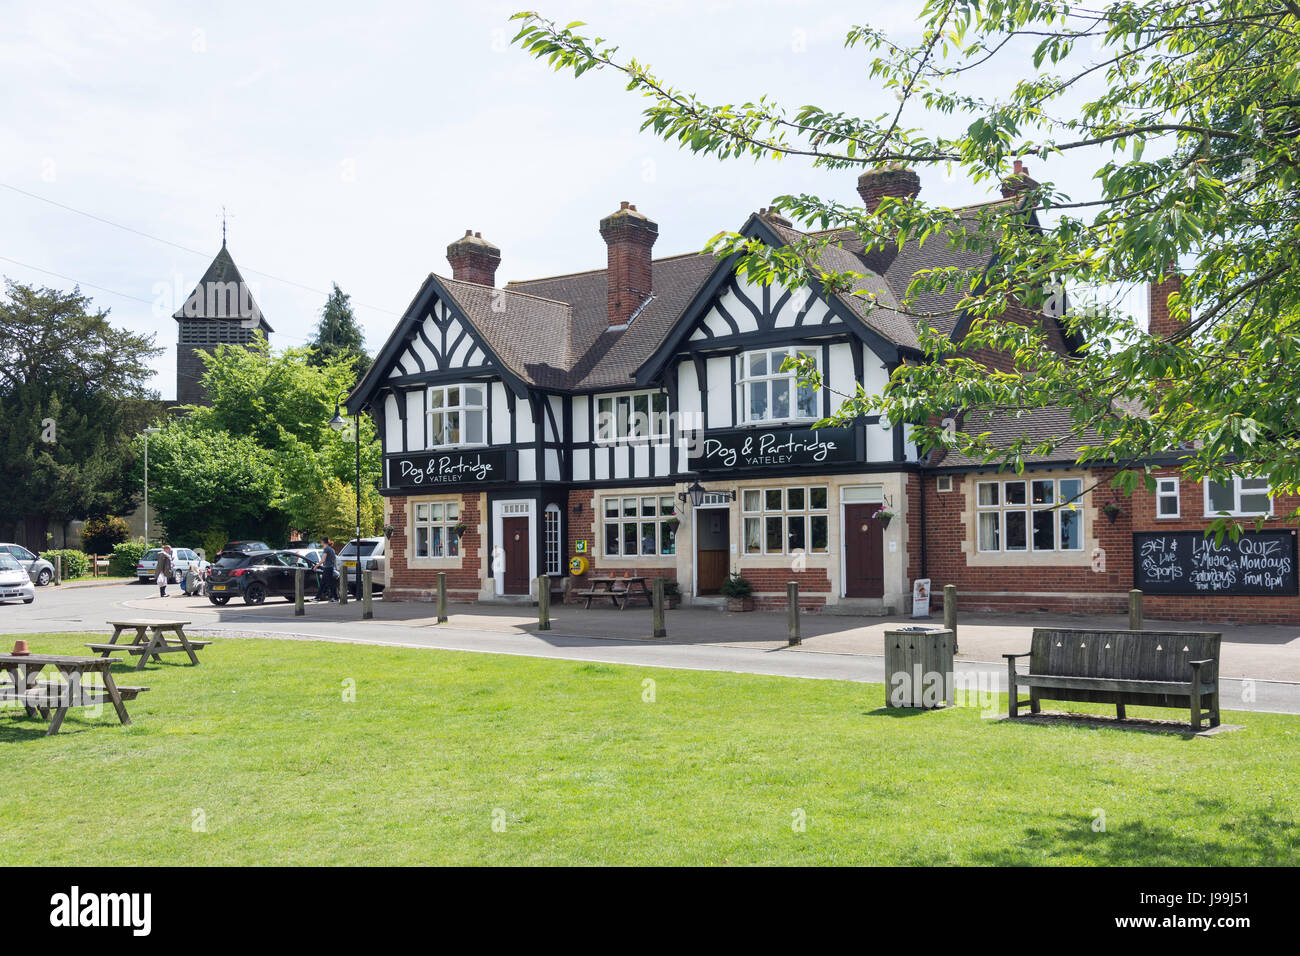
652 577 666 638
787 581 801 645
537 575 551 630
944 584 958 653
54 554 61 586
295 568 305 616
363 569 373 620
339 566 348 605
437 572 448 623
1129 588 1143 631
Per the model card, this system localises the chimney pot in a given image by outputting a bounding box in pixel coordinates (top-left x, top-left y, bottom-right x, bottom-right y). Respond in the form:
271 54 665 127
856 166 921 214
446 229 501 287
1001 160 1040 200
599 201 658 327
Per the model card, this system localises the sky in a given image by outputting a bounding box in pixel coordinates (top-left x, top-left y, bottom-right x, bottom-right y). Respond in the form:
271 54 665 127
0 0 1141 400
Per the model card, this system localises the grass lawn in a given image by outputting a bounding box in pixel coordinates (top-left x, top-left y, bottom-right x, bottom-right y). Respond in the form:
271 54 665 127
1 633 1297 866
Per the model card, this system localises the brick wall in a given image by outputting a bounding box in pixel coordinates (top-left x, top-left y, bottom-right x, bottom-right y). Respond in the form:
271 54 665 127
385 492 484 602
922 469 1300 624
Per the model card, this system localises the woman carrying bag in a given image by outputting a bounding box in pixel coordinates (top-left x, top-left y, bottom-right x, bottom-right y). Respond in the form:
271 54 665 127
156 545 174 598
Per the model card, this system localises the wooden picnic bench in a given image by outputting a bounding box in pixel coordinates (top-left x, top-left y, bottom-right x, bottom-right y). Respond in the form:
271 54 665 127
87 619 210 671
0 652 148 735
574 576 653 610
1005 627 1221 731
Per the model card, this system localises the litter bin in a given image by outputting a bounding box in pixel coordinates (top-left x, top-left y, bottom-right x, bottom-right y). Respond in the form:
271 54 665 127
884 626 955 709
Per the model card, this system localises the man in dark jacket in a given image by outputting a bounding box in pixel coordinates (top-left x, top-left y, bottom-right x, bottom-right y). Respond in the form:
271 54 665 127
156 545 173 598
315 538 338 602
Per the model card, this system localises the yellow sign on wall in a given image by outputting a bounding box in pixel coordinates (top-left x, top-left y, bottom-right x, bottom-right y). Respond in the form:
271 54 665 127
569 556 589 575
575 539 589 554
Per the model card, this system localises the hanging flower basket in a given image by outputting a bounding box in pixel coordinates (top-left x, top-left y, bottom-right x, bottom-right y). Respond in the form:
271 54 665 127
876 510 895 530
1102 502 1122 524
452 523 468 538
383 524 396 540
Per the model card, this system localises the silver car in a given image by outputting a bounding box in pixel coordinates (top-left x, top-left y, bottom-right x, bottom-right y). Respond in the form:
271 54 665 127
136 547 208 583
0 552 36 604
337 537 385 595
0 543 55 587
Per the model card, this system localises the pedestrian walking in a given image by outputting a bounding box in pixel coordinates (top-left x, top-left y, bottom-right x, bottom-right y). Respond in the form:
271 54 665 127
316 538 338 602
156 544 173 598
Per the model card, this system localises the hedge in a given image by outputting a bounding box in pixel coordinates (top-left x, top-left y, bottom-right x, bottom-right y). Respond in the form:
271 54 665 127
108 540 151 578
39 549 90 579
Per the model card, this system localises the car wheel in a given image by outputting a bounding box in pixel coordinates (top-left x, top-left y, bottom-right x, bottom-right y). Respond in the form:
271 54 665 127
243 583 266 606
36 568 51 587
209 595 230 606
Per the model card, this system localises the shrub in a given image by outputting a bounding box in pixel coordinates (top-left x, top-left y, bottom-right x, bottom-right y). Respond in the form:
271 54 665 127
80 515 131 555
108 539 151 577
40 549 90 579
198 528 230 562
719 572 752 599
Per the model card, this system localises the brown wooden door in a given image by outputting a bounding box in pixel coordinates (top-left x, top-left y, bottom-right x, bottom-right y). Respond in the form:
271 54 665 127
844 503 884 598
696 509 729 594
502 516 530 595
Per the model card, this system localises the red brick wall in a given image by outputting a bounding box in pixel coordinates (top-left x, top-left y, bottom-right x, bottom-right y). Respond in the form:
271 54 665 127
922 470 1300 624
741 566 832 610
1148 274 1184 338
386 492 484 602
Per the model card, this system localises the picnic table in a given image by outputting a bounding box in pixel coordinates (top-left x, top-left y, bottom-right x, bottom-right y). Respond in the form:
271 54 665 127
0 652 147 735
87 619 210 671
574 576 652 610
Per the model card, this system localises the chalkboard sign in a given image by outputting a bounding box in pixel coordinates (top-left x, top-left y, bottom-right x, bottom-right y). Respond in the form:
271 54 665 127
1133 530 1298 596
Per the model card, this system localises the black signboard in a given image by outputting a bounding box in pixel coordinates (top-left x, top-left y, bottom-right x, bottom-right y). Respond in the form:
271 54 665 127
687 425 860 472
1133 530 1298 596
386 449 517 489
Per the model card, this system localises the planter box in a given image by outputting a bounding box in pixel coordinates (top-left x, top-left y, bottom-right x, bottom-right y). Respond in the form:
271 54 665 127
725 596 755 612
884 627 955 709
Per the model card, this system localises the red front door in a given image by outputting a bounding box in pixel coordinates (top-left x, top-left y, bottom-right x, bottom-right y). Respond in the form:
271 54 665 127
844 503 884 598
502 516 530 595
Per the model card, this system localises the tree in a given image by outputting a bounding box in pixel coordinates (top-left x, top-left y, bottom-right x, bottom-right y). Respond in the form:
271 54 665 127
0 280 161 545
143 335 383 545
80 515 130 555
513 3 1300 532
310 283 371 382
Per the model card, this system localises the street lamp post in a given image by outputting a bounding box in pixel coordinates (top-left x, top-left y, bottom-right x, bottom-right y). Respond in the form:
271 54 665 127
328 396 362 601
142 427 161 543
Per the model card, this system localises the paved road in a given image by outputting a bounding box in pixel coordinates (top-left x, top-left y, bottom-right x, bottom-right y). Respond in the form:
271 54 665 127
2 581 1297 716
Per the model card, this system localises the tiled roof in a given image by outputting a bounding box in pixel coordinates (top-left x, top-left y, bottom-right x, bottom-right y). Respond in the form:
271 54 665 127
931 406 1108 468
172 244 273 332
426 199 1027 391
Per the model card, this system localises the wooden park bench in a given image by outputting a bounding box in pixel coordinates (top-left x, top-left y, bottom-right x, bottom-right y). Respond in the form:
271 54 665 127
574 576 652 610
1004 627 1221 731
88 619 211 671
0 652 149 735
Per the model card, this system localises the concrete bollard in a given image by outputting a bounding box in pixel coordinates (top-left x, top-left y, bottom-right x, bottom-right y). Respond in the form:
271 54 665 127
363 570 373 620
537 575 551 631
437 572 448 624
652 578 666 638
787 581 801 645
944 584 958 653
1129 588 1143 631
295 568 305 616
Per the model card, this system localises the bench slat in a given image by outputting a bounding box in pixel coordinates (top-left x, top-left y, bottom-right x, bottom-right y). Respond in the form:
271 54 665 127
1018 674 1213 694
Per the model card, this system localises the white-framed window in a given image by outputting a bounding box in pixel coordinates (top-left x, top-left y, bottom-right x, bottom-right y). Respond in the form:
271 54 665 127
936 475 953 493
544 504 561 575
975 477 1084 553
1156 477 1180 518
1204 477 1271 517
602 496 678 557
425 384 485 447
595 391 670 443
413 500 461 558
742 486 829 555
738 348 820 424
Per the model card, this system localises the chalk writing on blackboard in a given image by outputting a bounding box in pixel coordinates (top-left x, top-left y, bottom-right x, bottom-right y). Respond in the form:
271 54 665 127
1134 531 1298 595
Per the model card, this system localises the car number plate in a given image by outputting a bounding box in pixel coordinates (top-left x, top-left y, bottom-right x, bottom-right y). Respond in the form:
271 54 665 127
211 584 227 591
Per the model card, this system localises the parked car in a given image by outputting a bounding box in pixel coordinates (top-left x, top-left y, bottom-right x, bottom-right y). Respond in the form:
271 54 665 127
135 547 208 584
0 544 55 586
0 552 36 604
216 540 273 559
337 537 386 594
206 550 334 606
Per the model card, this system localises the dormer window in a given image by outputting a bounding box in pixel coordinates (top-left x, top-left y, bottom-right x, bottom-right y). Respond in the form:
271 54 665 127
738 348 819 424
426 384 485 448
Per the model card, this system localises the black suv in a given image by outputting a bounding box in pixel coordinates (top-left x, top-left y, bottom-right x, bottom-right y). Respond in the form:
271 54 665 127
207 550 335 606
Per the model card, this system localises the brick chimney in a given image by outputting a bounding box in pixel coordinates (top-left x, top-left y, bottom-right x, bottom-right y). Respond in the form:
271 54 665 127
446 230 501 286
1000 160 1040 200
599 202 658 327
856 166 921 213
1148 269 1185 338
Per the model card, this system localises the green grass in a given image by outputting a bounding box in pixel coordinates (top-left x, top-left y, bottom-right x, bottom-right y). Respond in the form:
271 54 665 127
2 633 1297 865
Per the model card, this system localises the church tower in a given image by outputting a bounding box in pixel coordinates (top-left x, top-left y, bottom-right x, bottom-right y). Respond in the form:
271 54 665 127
173 239 273 404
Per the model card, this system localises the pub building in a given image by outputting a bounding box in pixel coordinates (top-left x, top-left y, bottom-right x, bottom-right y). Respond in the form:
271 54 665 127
347 169 1299 624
